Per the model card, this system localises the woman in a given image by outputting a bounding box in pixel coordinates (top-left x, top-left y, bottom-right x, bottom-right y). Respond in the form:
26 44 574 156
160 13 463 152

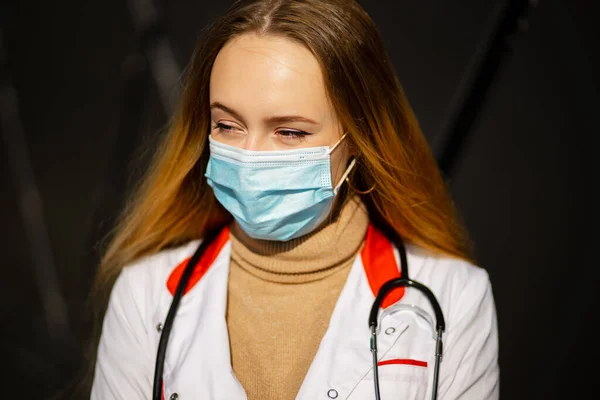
90 0 499 399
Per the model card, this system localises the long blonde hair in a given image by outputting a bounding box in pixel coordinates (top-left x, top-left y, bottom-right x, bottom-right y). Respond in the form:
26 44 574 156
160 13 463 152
72 0 473 397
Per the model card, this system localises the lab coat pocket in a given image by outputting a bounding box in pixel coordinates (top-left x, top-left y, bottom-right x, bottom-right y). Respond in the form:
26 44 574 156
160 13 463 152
349 360 428 400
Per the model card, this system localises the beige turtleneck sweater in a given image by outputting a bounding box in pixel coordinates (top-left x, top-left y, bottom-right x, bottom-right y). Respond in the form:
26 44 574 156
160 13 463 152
225 196 369 400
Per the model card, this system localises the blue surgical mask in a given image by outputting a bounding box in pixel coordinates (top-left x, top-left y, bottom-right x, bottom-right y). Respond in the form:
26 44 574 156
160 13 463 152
205 134 356 241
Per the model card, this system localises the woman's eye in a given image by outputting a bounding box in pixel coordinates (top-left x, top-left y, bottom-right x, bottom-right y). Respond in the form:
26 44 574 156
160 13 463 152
277 130 310 140
212 123 310 141
213 122 237 134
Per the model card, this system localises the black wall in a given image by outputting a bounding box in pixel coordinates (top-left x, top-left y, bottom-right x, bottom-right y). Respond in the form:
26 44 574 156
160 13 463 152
1 1 598 398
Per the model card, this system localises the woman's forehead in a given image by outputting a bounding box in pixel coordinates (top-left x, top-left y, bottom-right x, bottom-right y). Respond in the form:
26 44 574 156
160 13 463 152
209 33 332 122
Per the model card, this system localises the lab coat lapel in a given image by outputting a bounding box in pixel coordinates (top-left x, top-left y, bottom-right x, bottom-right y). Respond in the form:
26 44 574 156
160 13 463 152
158 238 248 399
296 249 408 399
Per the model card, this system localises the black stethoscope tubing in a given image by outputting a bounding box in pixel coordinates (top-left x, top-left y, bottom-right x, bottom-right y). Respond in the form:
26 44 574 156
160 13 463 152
368 233 445 400
152 228 221 400
152 227 445 400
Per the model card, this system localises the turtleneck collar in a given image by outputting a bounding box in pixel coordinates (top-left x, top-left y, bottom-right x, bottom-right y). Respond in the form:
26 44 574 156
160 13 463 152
229 196 370 284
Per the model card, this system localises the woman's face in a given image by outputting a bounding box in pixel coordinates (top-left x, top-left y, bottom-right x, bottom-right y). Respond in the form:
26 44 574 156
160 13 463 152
209 33 351 184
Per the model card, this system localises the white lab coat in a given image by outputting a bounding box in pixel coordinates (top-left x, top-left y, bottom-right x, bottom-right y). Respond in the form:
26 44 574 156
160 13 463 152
91 224 499 400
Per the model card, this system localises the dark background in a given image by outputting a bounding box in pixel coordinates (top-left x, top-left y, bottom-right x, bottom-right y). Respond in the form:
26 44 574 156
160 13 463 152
1 0 598 399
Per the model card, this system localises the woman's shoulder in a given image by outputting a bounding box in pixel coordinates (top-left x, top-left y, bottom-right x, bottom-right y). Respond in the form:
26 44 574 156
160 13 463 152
124 239 201 278
405 242 491 292
404 243 495 332
112 239 202 304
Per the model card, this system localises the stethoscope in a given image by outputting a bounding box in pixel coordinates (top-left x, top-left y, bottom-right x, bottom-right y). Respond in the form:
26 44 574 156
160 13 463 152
152 226 445 400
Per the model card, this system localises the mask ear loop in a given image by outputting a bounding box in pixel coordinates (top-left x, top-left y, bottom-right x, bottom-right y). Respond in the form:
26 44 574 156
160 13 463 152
330 132 354 195
329 133 376 195
327 132 350 155
333 157 357 195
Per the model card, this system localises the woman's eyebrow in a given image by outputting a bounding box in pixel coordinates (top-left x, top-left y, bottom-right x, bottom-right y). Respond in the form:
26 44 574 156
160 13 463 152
210 102 246 123
265 115 319 125
210 101 320 126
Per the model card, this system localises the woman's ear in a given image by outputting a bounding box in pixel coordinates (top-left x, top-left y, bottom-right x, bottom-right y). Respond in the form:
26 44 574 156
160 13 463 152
347 139 358 159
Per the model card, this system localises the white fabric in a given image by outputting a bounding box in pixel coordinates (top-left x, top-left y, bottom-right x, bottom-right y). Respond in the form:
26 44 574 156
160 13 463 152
91 239 499 400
